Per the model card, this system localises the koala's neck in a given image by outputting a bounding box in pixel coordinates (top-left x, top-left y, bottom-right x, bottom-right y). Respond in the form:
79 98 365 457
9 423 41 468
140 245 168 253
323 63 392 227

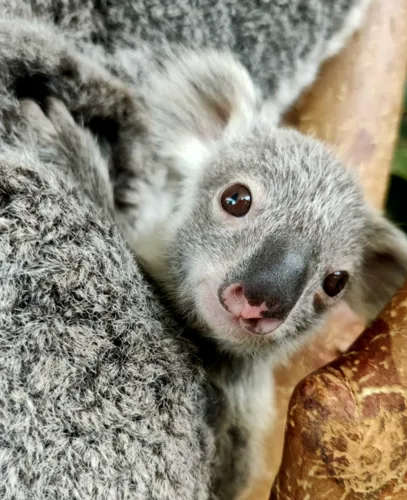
182 326 270 379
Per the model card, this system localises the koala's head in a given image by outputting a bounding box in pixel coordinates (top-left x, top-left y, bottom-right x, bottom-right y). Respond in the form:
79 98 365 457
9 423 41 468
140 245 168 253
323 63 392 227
132 49 407 355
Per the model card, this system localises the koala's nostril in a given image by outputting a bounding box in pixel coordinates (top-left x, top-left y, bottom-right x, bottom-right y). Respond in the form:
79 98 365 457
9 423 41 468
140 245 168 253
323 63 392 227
221 283 269 320
232 284 243 298
221 283 244 316
219 282 284 335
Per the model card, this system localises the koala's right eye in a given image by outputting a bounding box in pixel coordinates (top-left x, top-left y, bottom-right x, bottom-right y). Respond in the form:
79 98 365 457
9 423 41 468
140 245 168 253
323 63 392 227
220 184 252 217
322 271 349 297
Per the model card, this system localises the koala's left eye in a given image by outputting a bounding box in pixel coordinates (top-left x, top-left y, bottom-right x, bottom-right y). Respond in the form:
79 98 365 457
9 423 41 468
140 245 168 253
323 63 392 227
322 271 349 297
221 184 252 217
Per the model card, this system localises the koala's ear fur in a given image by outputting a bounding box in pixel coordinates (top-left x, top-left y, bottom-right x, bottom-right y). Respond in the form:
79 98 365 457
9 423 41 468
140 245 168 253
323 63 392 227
347 211 407 321
142 48 259 169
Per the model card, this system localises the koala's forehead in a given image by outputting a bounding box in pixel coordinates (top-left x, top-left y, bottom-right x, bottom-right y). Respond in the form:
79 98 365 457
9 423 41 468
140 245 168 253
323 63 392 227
198 130 368 254
204 130 364 211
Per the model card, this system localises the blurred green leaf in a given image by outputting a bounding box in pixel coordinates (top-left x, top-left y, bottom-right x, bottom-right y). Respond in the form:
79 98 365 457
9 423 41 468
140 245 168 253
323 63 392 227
399 114 407 139
391 84 407 180
392 146 407 182
386 173 407 234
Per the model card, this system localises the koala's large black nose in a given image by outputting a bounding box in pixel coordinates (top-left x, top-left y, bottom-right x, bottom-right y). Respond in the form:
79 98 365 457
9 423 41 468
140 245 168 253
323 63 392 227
221 244 309 323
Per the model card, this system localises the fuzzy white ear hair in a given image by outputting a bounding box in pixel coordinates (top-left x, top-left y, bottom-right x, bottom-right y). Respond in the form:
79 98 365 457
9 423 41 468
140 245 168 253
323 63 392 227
140 48 260 173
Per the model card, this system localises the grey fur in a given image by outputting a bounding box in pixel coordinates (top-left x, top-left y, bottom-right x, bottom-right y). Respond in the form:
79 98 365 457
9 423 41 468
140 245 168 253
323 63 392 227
2 1 407 500
0 22 214 500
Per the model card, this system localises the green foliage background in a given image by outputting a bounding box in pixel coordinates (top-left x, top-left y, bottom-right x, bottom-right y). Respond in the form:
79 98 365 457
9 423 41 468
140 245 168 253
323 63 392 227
386 87 407 233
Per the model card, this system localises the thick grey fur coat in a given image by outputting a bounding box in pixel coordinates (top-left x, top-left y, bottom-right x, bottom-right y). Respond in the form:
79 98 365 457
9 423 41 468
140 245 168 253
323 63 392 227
1 1 406 499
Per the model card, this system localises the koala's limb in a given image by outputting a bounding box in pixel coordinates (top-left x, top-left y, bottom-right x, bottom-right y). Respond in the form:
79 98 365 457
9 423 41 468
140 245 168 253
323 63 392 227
1 1 373 123
86 0 373 124
20 98 114 212
0 18 142 202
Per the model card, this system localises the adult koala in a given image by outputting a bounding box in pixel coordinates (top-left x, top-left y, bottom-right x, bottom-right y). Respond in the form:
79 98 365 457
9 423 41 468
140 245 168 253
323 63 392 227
2 2 406 500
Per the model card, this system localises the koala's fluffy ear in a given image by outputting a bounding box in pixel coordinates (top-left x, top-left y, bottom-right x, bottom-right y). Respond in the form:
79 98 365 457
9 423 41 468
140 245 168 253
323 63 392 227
346 212 407 321
142 48 259 170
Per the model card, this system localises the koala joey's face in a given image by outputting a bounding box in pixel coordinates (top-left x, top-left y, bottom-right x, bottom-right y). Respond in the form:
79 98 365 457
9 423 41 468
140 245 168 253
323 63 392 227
134 49 407 355
161 128 407 354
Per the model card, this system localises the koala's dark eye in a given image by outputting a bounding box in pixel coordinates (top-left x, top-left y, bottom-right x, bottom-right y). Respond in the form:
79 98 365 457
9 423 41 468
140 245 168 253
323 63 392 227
322 271 349 297
220 184 251 217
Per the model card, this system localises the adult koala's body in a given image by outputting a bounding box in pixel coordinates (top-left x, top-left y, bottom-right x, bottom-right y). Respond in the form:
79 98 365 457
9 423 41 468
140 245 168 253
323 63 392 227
2 1 407 500
0 21 214 500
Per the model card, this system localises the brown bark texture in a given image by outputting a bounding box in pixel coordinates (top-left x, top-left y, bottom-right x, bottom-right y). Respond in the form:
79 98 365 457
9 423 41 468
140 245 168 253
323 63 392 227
243 0 407 498
284 0 407 209
270 277 407 499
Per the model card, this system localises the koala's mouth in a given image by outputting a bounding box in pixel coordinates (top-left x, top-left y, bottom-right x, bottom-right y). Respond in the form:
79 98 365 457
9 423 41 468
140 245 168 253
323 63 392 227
219 283 284 335
238 317 283 335
196 279 285 344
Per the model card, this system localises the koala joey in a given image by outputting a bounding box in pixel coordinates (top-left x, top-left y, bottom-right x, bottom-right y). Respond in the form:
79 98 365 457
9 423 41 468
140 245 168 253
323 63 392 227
114 44 407 497
2 1 407 499
129 49 407 357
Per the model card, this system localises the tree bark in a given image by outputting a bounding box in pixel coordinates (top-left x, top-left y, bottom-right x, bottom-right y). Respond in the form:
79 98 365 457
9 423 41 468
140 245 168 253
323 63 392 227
284 0 407 209
270 277 407 499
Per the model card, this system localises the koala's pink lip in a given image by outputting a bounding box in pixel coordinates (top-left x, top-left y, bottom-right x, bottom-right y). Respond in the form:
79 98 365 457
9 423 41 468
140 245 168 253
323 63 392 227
220 283 284 335
239 317 283 335
198 280 284 343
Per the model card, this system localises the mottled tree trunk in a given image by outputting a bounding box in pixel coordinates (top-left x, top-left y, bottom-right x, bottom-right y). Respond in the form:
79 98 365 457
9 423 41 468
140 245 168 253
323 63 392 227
284 0 407 209
243 1 407 498
270 276 407 499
